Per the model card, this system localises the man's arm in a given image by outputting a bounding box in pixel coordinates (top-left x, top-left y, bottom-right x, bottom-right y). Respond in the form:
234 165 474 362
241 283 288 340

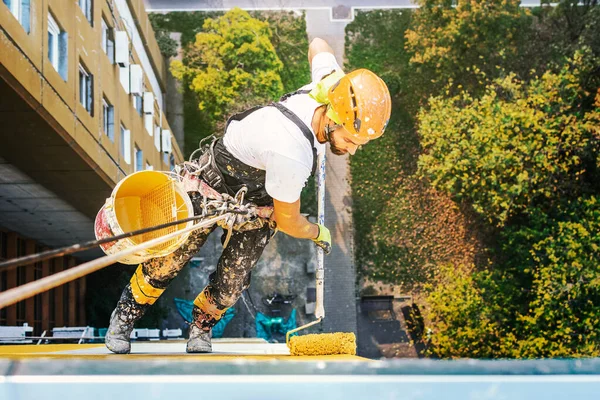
308 37 335 68
272 198 318 239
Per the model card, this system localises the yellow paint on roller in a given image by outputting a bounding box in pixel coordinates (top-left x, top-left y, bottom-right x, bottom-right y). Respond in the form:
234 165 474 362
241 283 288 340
288 333 356 356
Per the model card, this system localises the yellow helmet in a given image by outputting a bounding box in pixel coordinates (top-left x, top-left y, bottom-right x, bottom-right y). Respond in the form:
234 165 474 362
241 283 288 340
327 69 391 141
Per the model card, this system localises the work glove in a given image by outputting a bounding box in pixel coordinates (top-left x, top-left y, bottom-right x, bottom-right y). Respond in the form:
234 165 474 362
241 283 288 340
312 223 332 255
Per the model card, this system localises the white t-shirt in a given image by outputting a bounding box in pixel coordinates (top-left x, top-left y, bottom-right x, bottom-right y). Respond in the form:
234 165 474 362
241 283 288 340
223 52 343 203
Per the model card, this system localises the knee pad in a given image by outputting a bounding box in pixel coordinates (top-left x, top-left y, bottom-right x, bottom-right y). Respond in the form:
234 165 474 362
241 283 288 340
129 264 165 305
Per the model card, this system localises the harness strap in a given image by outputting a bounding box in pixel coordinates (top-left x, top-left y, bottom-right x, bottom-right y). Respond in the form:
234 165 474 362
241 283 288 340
279 89 311 102
222 90 318 176
269 102 317 176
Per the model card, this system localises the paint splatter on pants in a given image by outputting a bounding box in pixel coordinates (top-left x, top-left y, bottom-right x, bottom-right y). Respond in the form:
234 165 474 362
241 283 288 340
113 223 272 331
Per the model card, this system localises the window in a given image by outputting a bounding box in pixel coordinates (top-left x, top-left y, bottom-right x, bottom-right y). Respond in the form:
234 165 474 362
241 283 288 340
170 154 175 171
63 258 70 325
102 97 114 141
47 12 68 81
79 63 93 114
3 0 30 33
155 125 162 152
101 17 114 64
121 125 131 164
16 265 26 325
0 269 6 324
48 260 56 329
15 238 27 325
134 145 143 172
74 280 80 325
0 231 7 259
145 161 153 171
78 0 92 25
33 257 43 335
163 140 170 165
133 95 143 116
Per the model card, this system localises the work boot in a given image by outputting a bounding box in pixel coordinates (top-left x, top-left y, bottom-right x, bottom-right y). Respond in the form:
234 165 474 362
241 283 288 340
186 324 212 353
105 309 135 354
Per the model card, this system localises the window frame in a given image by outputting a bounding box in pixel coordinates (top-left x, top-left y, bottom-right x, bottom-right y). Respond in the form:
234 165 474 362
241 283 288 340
4 0 30 33
101 16 115 63
47 13 60 72
78 0 93 25
79 63 93 114
134 145 143 172
121 124 131 165
101 18 108 53
102 97 114 142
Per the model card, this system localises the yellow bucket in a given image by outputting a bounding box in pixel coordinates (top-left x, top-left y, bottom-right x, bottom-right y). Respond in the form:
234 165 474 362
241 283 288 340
94 170 194 264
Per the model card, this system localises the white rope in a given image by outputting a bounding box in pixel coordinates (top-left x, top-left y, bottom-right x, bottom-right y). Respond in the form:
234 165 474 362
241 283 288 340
0 214 228 310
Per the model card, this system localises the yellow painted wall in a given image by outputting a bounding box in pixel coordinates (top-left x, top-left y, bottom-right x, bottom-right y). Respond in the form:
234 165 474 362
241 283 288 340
0 0 183 187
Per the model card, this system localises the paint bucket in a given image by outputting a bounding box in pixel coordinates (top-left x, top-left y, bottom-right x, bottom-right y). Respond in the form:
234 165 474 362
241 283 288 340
94 170 194 264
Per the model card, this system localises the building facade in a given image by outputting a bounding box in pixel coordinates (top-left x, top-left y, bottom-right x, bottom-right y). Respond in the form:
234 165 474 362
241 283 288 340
0 0 184 335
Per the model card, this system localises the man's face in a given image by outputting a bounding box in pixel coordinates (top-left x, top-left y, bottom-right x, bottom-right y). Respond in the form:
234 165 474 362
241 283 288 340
328 124 369 156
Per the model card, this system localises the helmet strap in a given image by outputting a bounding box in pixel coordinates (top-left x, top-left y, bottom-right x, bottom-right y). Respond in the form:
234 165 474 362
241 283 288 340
324 123 334 142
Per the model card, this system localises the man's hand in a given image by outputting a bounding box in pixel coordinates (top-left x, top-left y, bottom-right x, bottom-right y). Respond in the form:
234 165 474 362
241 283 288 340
312 223 331 255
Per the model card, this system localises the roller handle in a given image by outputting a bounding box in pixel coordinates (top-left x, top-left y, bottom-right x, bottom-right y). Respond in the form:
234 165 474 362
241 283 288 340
315 152 326 320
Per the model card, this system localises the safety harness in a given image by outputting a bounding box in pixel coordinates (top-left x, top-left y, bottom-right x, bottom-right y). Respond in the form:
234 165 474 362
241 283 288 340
199 91 318 207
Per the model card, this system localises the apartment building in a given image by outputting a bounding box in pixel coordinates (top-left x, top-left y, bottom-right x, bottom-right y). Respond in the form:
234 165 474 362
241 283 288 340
0 0 184 335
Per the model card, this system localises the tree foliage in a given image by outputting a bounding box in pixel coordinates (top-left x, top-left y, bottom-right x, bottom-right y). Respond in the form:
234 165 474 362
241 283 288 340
425 196 600 358
150 10 309 156
423 264 518 358
347 10 486 290
170 8 284 121
255 11 310 93
418 51 600 225
347 2 600 359
512 196 600 357
406 0 532 92
346 10 415 102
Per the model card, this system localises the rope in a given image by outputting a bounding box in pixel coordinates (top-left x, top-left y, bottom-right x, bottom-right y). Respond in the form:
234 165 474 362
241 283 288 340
0 182 268 310
0 212 246 273
0 214 228 310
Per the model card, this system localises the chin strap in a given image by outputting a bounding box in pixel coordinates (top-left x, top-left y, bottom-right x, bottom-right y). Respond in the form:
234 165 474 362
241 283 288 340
324 121 342 142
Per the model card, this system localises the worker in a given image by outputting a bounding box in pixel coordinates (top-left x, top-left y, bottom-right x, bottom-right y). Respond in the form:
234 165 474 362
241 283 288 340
105 37 391 354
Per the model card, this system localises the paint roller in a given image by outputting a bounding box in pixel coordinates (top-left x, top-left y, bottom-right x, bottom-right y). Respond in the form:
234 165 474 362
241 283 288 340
286 151 357 356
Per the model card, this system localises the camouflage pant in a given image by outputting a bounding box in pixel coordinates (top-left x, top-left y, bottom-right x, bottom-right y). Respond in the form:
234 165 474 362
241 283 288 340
114 222 272 331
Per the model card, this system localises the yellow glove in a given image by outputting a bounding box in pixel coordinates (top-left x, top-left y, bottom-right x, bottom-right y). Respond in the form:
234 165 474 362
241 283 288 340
312 223 332 255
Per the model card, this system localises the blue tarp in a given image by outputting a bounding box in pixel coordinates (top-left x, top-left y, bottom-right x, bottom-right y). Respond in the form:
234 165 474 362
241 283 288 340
174 297 236 338
256 309 298 342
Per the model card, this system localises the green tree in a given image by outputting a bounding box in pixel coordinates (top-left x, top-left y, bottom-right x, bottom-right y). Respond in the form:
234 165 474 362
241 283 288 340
155 30 178 59
423 264 518 358
255 11 310 93
425 195 600 359
170 8 284 123
504 197 600 358
405 0 532 94
418 50 600 225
